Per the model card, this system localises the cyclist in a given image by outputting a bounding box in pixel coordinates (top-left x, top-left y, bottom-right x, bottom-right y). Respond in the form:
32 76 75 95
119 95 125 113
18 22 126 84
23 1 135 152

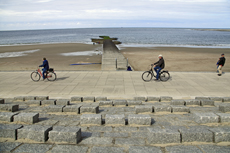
152 54 165 81
39 57 49 80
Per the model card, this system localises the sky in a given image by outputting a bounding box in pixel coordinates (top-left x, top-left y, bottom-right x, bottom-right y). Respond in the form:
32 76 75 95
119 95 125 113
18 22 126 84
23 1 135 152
0 0 229 30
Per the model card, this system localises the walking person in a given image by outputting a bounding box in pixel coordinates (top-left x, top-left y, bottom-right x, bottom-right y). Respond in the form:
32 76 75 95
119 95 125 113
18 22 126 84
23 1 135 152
152 54 165 81
217 53 225 76
39 57 49 80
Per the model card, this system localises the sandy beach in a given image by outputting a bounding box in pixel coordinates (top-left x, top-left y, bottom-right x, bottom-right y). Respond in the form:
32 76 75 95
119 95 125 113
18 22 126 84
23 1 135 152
0 43 229 72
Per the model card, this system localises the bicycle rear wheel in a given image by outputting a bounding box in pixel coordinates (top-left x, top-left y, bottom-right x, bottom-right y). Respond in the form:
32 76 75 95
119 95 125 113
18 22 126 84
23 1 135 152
47 72 56 81
142 71 153 82
31 71 41 82
159 71 170 82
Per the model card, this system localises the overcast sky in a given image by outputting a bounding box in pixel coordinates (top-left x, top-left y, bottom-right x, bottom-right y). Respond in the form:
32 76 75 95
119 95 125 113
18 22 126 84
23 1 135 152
0 0 229 30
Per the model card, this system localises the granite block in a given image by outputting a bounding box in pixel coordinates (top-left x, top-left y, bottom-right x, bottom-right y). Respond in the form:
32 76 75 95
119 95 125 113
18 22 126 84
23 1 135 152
99 101 113 106
80 137 113 145
24 96 36 101
129 146 162 153
0 99 5 104
153 105 171 113
171 106 190 113
0 124 23 140
95 96 107 102
12 143 53 153
209 97 223 102
63 105 81 113
71 96 82 102
14 113 39 124
160 96 172 102
49 126 81 143
113 100 127 106
88 126 112 132
45 105 65 112
165 145 202 153
105 114 125 125
135 105 153 113
25 100 41 105
80 105 99 114
0 142 22 153
127 100 142 106
170 99 185 105
179 126 213 142
134 96 146 102
0 112 19 122
17 125 52 142
42 99 56 105
223 97 230 102
198 145 230 153
147 96 160 102
193 113 219 124
14 96 25 101
35 96 49 100
0 104 19 112
104 132 129 138
91 146 125 153
115 138 145 145
128 114 151 125
200 100 215 106
147 127 180 144
185 99 200 106
216 113 230 122
195 97 210 100
50 145 88 153
81 114 102 125
56 99 70 105
219 103 230 112
82 96 95 102
209 127 230 143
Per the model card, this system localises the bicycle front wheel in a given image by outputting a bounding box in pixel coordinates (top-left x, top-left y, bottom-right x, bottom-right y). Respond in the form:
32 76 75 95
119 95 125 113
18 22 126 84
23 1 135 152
159 71 170 82
142 71 153 82
31 71 41 82
47 72 57 81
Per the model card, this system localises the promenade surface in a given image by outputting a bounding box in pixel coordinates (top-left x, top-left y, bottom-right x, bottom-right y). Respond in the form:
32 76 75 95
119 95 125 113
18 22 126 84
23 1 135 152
0 71 230 99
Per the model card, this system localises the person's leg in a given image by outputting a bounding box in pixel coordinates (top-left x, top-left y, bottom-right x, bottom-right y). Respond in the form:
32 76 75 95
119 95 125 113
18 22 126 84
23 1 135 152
42 68 46 79
156 67 162 80
218 65 222 75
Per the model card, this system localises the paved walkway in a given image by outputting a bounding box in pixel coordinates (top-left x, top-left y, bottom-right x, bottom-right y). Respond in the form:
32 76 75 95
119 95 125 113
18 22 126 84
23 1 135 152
0 71 230 99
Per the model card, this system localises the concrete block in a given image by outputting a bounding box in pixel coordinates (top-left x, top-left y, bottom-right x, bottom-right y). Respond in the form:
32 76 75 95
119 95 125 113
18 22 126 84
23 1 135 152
63 105 81 113
14 96 25 101
45 105 65 112
42 99 56 105
17 125 52 142
153 105 171 113
147 127 180 144
195 97 210 100
200 100 215 106
147 96 160 102
0 104 19 112
165 146 202 153
0 142 22 153
82 96 95 102
193 113 219 124
49 126 81 144
171 106 190 113
105 114 125 125
24 96 36 101
185 99 200 106
0 99 4 104
91 146 125 153
56 99 70 105
0 112 19 122
170 99 185 105
80 105 99 114
134 97 146 102
127 100 142 106
113 100 127 106
160 96 172 102
129 146 162 153
35 96 49 100
209 127 230 143
216 113 230 122
81 114 102 125
209 97 223 102
25 100 41 105
219 103 230 113
99 101 113 106
71 96 82 102
179 126 213 142
135 105 153 114
0 124 23 140
95 96 107 102
223 97 230 102
14 113 39 124
128 114 151 125
50 145 88 153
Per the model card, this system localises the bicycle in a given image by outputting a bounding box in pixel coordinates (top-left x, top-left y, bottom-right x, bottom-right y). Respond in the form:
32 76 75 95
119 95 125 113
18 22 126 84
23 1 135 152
142 65 170 82
31 67 57 82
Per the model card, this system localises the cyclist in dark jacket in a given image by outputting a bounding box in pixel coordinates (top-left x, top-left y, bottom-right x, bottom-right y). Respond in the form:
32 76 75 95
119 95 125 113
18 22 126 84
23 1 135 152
217 53 225 76
153 55 165 80
39 57 49 80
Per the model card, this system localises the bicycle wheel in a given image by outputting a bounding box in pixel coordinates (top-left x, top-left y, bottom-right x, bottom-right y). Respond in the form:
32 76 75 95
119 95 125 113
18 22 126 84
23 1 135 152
47 72 56 81
159 71 170 82
142 71 153 82
31 71 41 82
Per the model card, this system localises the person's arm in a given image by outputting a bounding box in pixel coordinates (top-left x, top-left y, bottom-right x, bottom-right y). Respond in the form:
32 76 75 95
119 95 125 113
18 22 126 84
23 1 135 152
39 61 45 67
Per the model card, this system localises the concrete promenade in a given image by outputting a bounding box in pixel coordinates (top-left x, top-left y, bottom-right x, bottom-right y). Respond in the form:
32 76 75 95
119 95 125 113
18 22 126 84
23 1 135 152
0 71 230 99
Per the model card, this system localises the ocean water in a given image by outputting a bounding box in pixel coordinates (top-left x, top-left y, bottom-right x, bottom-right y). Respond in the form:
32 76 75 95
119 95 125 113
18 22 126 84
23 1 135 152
0 28 230 48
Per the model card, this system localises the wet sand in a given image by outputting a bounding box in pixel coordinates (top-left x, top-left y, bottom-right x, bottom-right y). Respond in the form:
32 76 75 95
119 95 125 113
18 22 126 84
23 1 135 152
0 43 229 72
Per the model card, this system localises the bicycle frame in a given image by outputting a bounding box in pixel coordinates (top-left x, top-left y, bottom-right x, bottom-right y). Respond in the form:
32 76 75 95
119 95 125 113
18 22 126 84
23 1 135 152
37 68 52 78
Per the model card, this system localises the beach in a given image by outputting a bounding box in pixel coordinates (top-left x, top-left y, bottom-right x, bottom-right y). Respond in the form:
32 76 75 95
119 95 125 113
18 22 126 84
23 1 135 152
0 43 229 72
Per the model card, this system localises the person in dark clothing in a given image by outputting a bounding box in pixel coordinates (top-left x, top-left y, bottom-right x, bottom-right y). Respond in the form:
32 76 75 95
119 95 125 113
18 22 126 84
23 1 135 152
39 57 49 80
153 54 165 80
217 53 226 76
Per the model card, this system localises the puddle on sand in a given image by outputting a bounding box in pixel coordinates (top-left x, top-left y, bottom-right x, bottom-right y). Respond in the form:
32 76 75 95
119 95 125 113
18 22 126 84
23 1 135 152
0 49 40 58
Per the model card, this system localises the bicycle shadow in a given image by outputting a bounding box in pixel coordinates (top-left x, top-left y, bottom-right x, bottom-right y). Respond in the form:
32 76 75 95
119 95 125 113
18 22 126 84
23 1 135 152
56 76 70 81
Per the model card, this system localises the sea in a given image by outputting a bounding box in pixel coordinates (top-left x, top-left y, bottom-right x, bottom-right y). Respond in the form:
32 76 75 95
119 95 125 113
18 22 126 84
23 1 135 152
0 28 230 48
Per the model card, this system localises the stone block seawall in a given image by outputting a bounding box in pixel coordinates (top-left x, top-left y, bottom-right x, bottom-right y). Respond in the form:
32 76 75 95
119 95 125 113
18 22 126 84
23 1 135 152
102 40 128 70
